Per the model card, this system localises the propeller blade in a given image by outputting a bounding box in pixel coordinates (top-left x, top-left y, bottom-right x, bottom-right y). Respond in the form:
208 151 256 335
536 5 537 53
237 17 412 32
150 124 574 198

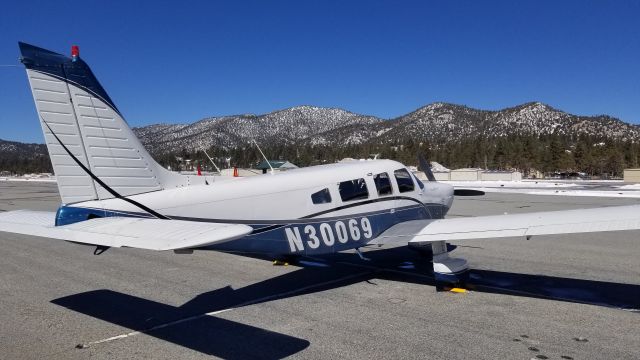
453 189 485 196
417 154 436 182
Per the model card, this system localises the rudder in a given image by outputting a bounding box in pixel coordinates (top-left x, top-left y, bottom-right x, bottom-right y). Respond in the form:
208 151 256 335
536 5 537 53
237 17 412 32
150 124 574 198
19 42 184 204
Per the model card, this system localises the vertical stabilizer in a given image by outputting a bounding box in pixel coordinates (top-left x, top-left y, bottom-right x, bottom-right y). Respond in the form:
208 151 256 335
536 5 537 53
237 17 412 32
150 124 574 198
19 42 184 204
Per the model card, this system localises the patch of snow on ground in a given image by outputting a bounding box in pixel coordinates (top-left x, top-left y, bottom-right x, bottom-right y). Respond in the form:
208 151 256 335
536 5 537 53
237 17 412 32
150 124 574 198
526 190 640 198
430 161 449 172
444 180 579 188
438 179 640 198
0 177 56 182
617 184 640 190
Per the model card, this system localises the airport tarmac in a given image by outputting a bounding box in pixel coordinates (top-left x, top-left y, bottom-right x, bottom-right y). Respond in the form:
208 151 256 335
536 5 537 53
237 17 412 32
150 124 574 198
0 181 639 360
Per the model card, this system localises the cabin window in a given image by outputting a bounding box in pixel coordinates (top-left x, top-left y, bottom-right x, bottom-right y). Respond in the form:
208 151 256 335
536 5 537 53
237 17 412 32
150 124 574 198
394 169 415 193
412 173 425 190
338 178 369 202
311 188 332 204
374 172 393 196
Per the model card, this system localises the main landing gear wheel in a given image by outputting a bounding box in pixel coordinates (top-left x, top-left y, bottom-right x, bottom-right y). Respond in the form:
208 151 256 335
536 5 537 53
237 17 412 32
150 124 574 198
430 241 469 291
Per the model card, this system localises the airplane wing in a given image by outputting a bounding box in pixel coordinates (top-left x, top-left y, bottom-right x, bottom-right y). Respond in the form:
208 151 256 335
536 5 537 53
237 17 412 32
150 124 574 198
0 210 252 250
370 205 640 245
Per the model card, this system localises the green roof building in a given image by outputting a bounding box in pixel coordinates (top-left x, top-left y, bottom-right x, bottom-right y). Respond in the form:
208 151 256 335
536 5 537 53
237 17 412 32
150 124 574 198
255 160 298 173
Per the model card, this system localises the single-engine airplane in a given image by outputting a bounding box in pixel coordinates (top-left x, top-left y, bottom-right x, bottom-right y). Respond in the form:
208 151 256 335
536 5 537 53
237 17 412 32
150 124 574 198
2 42 640 285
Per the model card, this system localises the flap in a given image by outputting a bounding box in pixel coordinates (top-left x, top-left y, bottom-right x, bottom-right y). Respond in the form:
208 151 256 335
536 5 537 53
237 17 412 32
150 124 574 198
0 210 252 250
370 205 640 244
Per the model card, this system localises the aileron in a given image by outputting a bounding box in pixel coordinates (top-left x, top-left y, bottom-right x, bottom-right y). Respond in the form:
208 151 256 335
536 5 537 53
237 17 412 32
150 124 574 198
407 205 640 243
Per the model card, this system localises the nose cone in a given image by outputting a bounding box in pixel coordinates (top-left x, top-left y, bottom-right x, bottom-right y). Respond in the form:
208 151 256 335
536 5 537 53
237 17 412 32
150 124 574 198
441 183 455 210
421 181 454 211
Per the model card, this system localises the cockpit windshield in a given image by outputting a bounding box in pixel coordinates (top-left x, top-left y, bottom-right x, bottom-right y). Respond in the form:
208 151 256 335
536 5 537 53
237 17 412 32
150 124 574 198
394 169 415 193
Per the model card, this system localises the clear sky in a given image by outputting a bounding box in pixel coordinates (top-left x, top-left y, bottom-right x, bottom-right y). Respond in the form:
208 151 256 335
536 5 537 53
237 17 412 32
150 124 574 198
0 0 638 143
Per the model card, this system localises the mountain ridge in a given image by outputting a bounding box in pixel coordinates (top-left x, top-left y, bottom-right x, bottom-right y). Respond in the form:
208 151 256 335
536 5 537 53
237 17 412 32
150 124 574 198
0 138 51 174
2 101 638 175
130 102 640 155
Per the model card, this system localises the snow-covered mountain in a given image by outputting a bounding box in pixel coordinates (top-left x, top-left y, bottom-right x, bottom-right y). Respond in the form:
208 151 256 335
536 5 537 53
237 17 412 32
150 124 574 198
0 138 51 174
132 102 640 154
134 106 381 154
0 139 48 158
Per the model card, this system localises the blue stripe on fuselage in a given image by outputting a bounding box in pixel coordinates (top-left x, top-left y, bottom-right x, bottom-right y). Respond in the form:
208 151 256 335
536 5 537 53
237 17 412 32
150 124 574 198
54 202 446 256
208 203 437 255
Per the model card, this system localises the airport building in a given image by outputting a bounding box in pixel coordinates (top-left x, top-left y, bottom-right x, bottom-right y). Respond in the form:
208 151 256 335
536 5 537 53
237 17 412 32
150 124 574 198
623 168 640 183
421 169 523 181
480 171 523 181
255 160 299 174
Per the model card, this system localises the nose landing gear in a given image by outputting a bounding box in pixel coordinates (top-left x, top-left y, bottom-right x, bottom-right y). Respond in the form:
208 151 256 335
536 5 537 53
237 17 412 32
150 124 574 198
430 241 469 290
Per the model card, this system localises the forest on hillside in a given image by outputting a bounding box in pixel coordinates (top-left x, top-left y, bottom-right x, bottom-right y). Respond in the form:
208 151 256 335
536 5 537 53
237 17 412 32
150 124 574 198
2 134 638 178
153 134 640 178
0 153 51 175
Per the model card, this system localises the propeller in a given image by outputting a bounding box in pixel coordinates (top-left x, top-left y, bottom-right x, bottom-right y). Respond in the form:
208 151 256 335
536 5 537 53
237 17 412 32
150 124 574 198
453 188 485 196
417 154 485 196
417 154 436 182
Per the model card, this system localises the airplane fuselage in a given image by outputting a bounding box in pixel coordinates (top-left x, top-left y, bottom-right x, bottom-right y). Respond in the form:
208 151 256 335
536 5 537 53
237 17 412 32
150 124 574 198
56 160 454 256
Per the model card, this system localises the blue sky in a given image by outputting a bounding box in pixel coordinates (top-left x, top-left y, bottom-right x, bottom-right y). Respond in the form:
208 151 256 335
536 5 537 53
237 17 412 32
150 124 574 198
1 0 638 143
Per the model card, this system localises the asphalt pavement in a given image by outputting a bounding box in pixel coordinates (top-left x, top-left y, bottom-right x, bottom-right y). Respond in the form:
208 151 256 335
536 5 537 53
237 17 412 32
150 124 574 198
0 181 638 359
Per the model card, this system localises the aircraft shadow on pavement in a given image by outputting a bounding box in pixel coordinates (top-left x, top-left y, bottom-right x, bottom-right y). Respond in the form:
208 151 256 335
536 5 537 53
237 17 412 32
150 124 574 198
52 287 311 359
322 246 640 310
464 269 640 310
51 263 373 359
51 247 639 358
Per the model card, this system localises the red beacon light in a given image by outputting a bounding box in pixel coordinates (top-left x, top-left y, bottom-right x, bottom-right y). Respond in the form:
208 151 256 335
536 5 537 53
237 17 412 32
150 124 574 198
71 45 79 62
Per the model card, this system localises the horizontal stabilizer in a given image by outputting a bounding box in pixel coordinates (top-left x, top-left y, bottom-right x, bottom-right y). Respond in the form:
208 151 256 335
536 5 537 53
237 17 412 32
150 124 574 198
0 210 252 250
370 205 640 244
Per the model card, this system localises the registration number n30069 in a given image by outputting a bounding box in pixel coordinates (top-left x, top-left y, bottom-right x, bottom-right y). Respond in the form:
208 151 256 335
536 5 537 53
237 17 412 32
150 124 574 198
284 217 373 252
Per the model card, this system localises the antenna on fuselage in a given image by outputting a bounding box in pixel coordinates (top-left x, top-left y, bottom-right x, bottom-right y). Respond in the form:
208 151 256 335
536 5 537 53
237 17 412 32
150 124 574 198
252 139 274 175
201 147 221 174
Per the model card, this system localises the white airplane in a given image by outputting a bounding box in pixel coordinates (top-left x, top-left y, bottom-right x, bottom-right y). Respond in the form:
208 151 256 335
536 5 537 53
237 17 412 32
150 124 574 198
2 42 640 286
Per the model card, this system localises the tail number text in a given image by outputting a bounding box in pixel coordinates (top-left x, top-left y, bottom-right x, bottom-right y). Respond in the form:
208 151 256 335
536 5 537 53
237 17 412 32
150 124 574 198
285 218 373 252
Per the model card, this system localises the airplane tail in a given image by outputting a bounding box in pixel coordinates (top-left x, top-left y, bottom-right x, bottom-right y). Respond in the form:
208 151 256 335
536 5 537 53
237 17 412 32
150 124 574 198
19 42 185 204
